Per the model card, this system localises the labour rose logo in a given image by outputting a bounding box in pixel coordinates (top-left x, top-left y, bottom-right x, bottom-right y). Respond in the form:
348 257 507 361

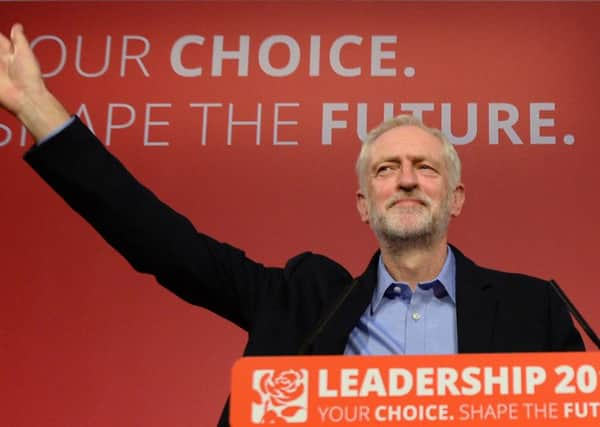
251 369 308 423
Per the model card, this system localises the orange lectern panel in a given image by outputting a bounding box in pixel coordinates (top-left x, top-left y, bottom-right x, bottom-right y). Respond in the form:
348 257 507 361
231 352 600 426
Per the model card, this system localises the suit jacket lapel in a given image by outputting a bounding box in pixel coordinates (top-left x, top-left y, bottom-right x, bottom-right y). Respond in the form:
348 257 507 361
310 253 379 355
453 246 497 353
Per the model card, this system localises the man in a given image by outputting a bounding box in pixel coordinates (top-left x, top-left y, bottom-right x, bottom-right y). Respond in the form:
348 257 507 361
0 24 584 426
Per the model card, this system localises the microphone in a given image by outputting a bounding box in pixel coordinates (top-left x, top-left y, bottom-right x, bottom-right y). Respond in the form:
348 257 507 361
549 279 600 349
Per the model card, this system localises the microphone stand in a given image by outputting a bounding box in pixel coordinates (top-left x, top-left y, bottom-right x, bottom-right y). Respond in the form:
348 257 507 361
550 279 600 350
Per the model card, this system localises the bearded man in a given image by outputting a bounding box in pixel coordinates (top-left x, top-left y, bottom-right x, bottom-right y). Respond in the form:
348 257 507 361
0 24 583 427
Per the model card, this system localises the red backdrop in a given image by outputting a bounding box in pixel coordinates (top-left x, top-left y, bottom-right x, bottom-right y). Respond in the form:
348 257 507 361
1 2 599 426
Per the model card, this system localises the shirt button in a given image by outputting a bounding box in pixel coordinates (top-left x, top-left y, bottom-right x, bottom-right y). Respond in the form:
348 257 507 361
412 312 422 321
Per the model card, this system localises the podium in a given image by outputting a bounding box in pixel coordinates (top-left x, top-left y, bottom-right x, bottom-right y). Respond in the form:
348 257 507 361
231 352 600 426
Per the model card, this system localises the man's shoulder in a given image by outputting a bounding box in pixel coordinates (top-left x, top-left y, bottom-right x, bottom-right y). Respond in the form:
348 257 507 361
453 245 549 291
476 264 548 289
283 251 352 282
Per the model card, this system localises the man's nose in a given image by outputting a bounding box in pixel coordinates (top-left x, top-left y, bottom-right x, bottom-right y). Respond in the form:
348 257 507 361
396 166 418 191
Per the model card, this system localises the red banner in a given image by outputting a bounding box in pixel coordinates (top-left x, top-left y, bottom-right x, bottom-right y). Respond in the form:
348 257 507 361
1 2 599 426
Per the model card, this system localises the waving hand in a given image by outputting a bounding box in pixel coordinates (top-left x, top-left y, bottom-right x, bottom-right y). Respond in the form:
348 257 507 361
0 24 69 140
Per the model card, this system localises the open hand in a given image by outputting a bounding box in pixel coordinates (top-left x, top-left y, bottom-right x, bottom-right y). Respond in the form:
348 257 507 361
0 24 68 140
0 24 45 116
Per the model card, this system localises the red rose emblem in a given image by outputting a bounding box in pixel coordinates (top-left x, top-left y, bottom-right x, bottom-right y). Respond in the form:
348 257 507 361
259 369 304 406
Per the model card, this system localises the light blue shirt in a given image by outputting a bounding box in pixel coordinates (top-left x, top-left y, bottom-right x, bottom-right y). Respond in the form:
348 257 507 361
37 117 75 144
344 247 458 355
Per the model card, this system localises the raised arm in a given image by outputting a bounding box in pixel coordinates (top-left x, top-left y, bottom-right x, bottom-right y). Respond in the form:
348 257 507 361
0 24 69 139
0 24 279 331
2 23 351 344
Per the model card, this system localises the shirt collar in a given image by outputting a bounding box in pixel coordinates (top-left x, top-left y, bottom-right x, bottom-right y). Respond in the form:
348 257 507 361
371 246 457 314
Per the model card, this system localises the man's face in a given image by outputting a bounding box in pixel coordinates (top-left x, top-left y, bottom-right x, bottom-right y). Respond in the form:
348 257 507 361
356 125 465 245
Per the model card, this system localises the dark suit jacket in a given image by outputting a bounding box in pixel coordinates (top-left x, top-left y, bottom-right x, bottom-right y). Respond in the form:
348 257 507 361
25 118 584 426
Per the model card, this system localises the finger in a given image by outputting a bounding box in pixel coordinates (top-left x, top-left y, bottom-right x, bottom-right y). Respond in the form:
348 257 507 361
10 23 39 69
0 30 11 53
10 23 28 50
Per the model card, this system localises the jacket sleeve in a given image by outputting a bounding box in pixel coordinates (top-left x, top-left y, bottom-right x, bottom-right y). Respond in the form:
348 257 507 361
24 117 281 331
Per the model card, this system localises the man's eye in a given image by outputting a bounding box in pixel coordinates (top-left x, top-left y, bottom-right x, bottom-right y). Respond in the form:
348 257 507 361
376 165 394 175
418 164 434 171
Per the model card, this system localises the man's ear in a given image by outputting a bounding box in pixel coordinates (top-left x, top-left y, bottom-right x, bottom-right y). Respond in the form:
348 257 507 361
450 183 465 217
356 190 370 223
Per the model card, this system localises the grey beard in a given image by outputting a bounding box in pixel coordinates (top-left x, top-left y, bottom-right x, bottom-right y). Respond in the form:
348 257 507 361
370 203 451 252
372 215 439 251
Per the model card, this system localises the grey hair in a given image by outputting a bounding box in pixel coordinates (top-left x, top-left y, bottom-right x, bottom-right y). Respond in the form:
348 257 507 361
355 114 462 191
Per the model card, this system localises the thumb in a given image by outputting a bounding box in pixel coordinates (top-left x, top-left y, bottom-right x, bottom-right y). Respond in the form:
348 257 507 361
10 23 29 50
8 23 42 78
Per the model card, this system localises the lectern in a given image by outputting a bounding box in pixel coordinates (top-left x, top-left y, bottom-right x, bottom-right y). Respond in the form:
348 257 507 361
231 352 599 426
